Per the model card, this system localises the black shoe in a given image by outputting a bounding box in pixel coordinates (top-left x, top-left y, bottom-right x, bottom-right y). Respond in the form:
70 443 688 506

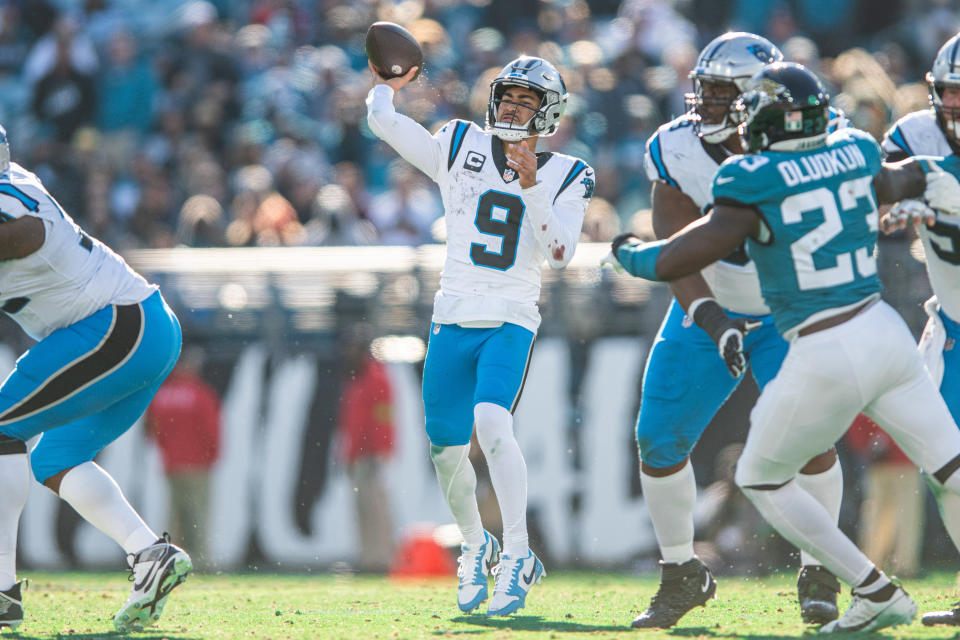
922 602 960 626
631 558 717 629
0 581 23 629
797 565 840 625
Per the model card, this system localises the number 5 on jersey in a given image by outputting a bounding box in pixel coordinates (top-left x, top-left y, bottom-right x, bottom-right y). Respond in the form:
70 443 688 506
471 190 525 270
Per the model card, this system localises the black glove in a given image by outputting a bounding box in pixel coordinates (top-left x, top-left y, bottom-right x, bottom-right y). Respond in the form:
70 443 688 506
610 232 639 256
690 298 762 378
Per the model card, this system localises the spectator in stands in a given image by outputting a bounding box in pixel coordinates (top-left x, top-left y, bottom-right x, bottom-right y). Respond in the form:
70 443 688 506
336 328 396 573
96 28 155 136
31 22 95 143
845 415 924 578
146 344 222 569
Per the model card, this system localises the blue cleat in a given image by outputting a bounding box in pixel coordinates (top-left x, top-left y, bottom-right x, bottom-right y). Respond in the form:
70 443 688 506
457 531 500 612
487 550 544 616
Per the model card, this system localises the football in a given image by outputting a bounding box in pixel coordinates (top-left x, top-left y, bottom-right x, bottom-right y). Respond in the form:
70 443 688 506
365 21 423 81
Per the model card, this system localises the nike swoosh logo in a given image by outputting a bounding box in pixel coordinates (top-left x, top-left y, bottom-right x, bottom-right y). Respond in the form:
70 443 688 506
702 573 711 592
716 176 735 185
133 547 174 591
522 563 537 585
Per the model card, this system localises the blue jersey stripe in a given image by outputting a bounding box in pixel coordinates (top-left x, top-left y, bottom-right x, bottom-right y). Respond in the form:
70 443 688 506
648 135 678 189
447 121 470 170
553 160 587 203
887 126 913 156
0 184 39 211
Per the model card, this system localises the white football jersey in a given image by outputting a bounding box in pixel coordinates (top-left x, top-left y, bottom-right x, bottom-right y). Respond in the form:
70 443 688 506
367 85 592 332
643 114 768 314
882 110 960 322
0 162 156 340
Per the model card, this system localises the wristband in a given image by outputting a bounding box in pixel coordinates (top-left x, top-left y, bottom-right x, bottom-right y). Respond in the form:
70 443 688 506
615 239 666 281
690 298 729 344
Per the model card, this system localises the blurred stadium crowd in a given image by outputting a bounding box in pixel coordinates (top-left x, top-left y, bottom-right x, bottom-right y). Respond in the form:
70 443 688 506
2 0 959 253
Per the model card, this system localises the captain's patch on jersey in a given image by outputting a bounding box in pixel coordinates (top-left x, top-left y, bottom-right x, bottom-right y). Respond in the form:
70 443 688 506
464 151 486 172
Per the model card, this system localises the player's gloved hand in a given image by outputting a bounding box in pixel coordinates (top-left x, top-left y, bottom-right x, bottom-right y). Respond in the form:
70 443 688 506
924 160 960 216
601 232 641 274
690 298 762 378
880 199 936 234
610 232 640 256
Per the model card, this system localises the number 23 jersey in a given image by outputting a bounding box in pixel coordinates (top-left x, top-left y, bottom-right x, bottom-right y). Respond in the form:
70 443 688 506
711 127 883 339
431 120 592 331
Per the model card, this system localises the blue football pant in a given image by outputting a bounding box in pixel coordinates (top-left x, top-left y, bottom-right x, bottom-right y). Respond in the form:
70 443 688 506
636 299 787 469
422 322 534 446
0 290 181 482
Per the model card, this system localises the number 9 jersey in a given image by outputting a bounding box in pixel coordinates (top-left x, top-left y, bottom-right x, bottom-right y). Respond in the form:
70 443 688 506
366 84 593 333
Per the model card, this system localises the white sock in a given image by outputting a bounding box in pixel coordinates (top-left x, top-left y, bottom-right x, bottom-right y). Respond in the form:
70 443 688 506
0 454 28 590
795 457 843 567
57 461 157 555
930 472 960 552
429 444 485 547
641 460 696 564
742 480 873 586
475 402 528 557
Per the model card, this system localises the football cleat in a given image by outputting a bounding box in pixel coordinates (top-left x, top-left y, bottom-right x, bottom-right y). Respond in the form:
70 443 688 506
114 533 192 632
0 581 23 629
797 565 840 625
457 530 500 612
819 585 916 633
922 602 960 626
487 550 544 616
631 557 717 629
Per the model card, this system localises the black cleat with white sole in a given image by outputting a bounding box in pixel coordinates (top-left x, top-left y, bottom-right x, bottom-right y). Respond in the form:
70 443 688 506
922 602 960 626
797 565 840 625
631 557 717 629
0 581 23 630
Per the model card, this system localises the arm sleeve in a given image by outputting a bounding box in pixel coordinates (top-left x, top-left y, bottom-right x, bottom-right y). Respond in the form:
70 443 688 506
365 84 443 182
882 122 913 159
643 131 679 187
523 161 593 269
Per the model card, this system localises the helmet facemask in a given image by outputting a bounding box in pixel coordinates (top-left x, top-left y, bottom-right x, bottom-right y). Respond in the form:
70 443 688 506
928 74 960 145
489 83 545 141
0 126 8 174
685 77 743 143
486 56 568 141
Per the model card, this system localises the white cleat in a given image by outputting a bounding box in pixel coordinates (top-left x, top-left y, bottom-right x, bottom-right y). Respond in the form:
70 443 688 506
457 531 500 612
819 586 916 633
487 550 544 617
114 533 192 632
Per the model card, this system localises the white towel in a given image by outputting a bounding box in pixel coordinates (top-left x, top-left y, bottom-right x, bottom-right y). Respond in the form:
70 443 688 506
919 295 948 388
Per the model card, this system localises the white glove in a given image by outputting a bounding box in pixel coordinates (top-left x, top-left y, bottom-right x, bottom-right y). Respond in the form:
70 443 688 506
924 160 960 216
600 250 624 274
880 199 936 234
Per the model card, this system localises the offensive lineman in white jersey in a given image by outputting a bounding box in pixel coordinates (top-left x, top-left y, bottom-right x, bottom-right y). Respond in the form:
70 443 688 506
620 33 844 628
0 126 191 631
366 56 592 616
880 31 960 627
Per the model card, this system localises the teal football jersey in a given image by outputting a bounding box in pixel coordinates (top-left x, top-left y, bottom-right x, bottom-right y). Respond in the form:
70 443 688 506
711 128 884 337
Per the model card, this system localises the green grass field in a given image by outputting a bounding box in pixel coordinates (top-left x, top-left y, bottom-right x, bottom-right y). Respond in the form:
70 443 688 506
7 571 960 639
